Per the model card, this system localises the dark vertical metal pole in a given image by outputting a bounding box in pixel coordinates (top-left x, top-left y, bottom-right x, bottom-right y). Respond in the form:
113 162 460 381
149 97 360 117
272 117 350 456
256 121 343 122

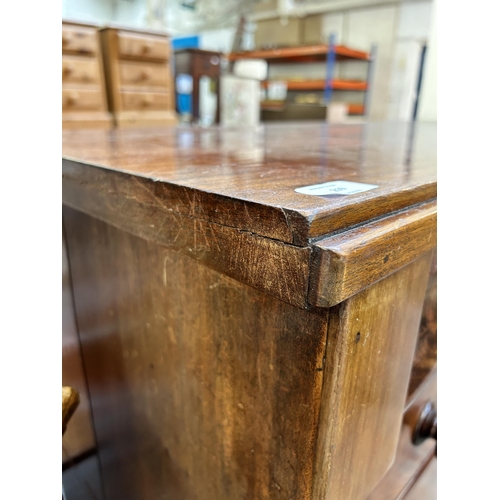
363 43 377 118
412 44 428 121
324 34 336 104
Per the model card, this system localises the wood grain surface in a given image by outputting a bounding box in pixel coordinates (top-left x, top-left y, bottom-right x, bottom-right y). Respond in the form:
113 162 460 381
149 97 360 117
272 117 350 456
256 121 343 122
407 250 437 399
368 369 437 500
62 164 311 308
62 122 437 499
65 206 433 499
404 457 436 500
63 206 329 500
62 122 436 245
312 254 432 500
62 158 435 309
62 228 97 461
62 122 437 308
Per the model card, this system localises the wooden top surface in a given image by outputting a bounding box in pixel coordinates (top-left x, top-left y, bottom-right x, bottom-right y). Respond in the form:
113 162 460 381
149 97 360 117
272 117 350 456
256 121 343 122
63 122 436 246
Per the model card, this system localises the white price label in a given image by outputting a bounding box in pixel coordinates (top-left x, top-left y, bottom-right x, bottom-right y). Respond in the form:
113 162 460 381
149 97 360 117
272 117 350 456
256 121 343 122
295 180 378 196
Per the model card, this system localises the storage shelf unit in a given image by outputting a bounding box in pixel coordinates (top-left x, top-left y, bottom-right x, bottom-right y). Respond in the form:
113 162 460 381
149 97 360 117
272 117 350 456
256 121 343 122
228 44 370 63
260 100 364 115
229 44 373 117
261 79 368 91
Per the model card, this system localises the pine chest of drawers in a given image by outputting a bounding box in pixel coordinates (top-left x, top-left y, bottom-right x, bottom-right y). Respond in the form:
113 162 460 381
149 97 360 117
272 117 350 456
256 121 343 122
62 21 112 129
100 26 177 128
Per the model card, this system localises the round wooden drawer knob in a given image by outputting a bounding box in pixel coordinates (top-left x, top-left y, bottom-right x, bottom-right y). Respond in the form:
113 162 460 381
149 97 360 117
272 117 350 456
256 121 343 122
141 42 153 53
139 69 152 81
62 64 74 76
406 399 437 446
62 34 71 45
66 92 80 106
142 96 153 106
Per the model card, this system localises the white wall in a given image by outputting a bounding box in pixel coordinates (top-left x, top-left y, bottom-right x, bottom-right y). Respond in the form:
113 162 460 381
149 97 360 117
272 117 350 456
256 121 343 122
387 0 434 121
62 0 111 25
62 0 235 35
397 0 433 40
199 28 237 52
342 5 399 120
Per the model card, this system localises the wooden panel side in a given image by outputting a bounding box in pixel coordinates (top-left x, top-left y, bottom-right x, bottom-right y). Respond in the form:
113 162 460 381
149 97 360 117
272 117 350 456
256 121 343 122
310 200 436 307
407 249 437 399
63 207 329 500
312 254 432 500
403 457 437 500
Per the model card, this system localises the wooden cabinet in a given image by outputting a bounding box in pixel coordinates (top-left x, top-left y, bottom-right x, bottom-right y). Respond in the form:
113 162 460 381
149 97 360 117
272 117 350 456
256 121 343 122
100 27 177 128
174 48 222 123
62 122 436 499
62 21 112 130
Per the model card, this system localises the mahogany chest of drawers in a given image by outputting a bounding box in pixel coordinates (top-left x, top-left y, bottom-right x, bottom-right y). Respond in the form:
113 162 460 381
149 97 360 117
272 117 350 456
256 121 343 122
62 21 112 130
99 26 177 128
62 122 437 499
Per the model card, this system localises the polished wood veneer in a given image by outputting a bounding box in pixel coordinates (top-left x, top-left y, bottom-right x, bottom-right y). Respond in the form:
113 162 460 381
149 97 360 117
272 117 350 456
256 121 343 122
62 122 437 500
63 122 436 245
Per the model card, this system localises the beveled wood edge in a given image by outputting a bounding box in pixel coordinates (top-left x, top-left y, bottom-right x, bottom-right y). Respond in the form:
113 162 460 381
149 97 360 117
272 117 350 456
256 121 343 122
62 160 437 309
62 158 296 243
308 200 437 307
306 182 436 244
62 162 311 308
61 156 436 246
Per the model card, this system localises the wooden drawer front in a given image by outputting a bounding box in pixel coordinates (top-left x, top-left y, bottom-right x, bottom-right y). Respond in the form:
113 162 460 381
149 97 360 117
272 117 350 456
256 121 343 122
63 89 104 111
117 32 170 61
120 90 171 111
119 61 170 88
62 26 98 55
62 56 100 85
367 370 437 500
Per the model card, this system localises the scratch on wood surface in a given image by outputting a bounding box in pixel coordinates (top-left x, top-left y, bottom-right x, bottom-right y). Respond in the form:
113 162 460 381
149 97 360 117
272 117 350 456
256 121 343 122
208 223 221 252
278 251 292 304
183 187 196 214
163 256 174 286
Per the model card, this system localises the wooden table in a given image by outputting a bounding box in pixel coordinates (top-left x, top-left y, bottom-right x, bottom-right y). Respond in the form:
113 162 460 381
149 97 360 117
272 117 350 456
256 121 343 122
62 122 437 500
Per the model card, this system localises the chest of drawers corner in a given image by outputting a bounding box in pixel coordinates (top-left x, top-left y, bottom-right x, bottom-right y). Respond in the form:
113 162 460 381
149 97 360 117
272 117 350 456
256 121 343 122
99 27 178 128
62 21 112 130
62 122 437 500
